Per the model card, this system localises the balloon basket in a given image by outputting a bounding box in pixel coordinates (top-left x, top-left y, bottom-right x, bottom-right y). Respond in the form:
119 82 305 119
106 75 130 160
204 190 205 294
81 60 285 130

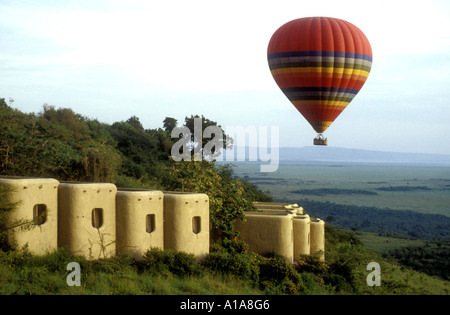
313 134 328 146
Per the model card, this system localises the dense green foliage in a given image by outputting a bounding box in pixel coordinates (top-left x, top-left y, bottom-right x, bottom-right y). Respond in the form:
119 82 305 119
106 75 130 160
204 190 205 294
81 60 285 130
388 240 450 281
167 160 253 236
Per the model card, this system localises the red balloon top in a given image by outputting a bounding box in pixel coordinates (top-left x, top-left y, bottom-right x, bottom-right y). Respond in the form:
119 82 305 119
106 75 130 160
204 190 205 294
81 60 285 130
268 17 372 58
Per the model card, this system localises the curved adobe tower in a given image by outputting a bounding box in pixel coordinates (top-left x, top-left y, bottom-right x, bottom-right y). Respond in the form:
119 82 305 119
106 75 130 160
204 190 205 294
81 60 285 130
58 182 117 260
163 192 210 259
116 189 164 259
0 177 59 255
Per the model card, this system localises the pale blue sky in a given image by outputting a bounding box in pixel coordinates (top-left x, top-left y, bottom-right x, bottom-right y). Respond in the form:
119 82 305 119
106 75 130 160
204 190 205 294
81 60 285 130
1 0 450 155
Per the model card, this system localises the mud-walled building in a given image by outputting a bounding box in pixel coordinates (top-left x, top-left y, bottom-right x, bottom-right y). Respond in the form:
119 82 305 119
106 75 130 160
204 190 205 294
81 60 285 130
116 189 164 259
0 177 325 262
234 202 325 262
0 177 59 256
58 182 117 259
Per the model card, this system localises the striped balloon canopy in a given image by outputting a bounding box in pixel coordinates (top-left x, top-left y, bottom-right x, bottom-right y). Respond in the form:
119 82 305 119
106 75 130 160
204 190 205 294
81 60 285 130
267 17 372 144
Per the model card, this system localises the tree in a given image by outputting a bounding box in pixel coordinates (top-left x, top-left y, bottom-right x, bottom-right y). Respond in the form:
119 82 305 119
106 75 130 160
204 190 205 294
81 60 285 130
40 105 90 140
81 144 121 182
0 100 83 179
184 115 233 158
168 158 252 238
108 120 171 188
163 117 177 133
0 100 123 182
126 115 144 131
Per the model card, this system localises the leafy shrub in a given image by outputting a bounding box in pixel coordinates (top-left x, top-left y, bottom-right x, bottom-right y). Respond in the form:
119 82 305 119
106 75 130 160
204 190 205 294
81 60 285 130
203 240 260 283
168 159 251 237
295 254 329 277
206 241 308 294
89 254 133 275
258 251 303 294
26 247 86 273
138 248 199 277
210 238 250 255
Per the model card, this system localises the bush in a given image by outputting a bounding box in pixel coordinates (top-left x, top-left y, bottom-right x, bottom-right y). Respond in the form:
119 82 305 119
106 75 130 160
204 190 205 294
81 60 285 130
206 241 311 294
295 254 329 277
138 248 200 277
210 238 250 255
25 247 86 273
258 251 303 294
203 240 260 283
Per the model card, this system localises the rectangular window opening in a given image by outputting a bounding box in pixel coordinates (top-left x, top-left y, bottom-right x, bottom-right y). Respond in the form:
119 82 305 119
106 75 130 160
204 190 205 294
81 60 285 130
146 214 156 233
92 208 103 229
33 204 47 225
192 216 201 234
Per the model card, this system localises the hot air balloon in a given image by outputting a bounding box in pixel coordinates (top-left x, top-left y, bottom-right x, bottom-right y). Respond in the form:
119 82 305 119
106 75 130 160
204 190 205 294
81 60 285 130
267 17 372 145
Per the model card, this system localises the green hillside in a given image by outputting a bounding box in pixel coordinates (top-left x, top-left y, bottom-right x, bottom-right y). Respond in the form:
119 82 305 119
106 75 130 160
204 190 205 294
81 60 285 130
1 226 448 295
1 98 449 295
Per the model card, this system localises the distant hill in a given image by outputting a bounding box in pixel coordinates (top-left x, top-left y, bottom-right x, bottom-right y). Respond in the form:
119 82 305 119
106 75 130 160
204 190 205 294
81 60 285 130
278 146 450 165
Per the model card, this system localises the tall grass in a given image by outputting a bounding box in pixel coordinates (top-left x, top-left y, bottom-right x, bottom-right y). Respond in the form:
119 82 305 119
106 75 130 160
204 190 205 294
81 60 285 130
1 228 449 295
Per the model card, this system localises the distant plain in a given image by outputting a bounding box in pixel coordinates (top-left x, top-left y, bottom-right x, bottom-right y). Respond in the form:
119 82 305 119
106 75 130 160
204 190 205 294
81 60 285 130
232 162 450 217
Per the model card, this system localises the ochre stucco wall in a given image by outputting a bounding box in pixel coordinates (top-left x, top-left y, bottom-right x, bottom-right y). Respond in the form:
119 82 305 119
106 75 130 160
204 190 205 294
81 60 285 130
235 213 295 263
293 214 311 260
116 189 164 258
58 182 117 260
310 218 325 261
0 177 59 255
163 192 209 259
235 207 325 263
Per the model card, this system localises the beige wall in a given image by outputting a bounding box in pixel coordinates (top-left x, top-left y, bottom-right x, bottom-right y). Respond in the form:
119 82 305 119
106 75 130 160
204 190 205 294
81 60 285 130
0 177 59 255
293 214 311 260
58 182 117 260
235 212 325 263
163 192 209 259
235 213 294 263
116 189 164 259
310 218 325 261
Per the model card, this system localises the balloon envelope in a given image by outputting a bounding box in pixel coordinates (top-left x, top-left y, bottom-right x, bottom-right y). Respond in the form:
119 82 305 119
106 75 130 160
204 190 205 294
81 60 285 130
267 17 372 134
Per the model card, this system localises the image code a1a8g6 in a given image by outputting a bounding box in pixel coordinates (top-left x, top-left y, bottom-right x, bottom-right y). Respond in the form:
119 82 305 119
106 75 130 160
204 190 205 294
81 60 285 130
179 298 271 312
